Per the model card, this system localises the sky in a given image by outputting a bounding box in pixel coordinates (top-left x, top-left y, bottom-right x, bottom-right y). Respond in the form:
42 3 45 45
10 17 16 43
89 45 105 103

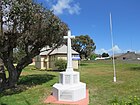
36 0 140 55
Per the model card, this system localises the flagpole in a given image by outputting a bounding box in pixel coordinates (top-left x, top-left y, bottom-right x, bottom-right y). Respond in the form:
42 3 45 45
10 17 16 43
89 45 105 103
110 13 116 82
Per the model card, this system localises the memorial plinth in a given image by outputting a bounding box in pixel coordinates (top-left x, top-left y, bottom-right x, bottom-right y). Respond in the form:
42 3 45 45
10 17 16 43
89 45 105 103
53 71 86 101
52 30 86 102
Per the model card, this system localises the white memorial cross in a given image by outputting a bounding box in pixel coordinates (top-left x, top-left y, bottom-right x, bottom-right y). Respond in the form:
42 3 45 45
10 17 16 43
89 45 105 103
64 30 75 72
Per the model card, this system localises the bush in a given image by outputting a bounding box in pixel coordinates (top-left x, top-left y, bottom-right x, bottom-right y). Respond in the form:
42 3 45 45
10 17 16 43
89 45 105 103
47 68 52 71
90 54 97 60
54 59 67 70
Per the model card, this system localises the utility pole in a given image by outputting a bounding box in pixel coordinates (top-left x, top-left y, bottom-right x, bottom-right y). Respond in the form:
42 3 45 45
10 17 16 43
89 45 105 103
0 0 3 36
110 13 117 82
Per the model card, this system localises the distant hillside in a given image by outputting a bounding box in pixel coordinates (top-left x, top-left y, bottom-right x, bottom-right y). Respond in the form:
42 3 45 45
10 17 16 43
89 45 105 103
114 51 140 60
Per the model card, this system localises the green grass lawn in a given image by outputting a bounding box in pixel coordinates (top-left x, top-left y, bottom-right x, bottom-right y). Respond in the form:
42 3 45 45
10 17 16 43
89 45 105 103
0 60 140 105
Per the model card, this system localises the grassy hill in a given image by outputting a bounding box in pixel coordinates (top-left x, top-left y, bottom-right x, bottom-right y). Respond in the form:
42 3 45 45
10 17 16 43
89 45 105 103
0 60 140 105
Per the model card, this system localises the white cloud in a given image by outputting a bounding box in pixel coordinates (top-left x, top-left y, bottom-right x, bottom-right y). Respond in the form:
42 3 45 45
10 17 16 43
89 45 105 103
68 3 80 15
124 49 133 53
96 45 122 54
95 48 108 54
110 45 122 53
46 0 81 15
96 45 140 55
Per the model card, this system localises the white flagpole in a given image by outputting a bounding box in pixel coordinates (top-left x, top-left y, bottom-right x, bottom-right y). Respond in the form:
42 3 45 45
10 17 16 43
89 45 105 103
110 13 117 82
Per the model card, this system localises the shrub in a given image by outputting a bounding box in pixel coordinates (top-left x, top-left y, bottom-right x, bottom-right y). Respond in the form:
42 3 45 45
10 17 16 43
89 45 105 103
90 53 97 60
47 68 52 71
54 59 67 70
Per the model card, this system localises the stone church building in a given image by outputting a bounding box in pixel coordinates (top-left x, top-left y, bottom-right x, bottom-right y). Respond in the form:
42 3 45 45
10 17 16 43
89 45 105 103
35 45 80 70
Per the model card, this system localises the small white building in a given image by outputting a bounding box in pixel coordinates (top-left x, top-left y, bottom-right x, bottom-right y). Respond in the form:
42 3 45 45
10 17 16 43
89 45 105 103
35 45 80 70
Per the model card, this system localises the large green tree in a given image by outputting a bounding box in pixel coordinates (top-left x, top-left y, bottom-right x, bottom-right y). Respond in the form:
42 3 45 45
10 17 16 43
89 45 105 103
72 35 96 59
0 0 68 91
102 53 109 57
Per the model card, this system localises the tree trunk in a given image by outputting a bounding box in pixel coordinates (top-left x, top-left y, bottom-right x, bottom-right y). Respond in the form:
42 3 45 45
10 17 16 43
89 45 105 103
0 47 39 91
16 48 40 79
0 65 6 91
0 0 3 36
8 64 18 88
16 55 33 79
2 59 18 89
1 50 19 89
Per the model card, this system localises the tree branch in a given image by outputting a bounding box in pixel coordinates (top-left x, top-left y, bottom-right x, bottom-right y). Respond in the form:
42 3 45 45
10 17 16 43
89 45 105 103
0 0 3 36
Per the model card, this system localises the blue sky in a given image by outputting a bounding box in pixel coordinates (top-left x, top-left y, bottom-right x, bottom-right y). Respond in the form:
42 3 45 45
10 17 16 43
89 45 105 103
36 0 140 54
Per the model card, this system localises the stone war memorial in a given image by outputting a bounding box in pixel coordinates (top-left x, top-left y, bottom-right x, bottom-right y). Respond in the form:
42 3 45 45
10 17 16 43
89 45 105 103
45 30 89 105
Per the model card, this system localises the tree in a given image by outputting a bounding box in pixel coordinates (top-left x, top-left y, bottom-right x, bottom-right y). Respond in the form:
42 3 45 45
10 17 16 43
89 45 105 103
0 0 68 90
13 47 26 63
102 53 109 57
90 53 97 60
72 35 96 59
